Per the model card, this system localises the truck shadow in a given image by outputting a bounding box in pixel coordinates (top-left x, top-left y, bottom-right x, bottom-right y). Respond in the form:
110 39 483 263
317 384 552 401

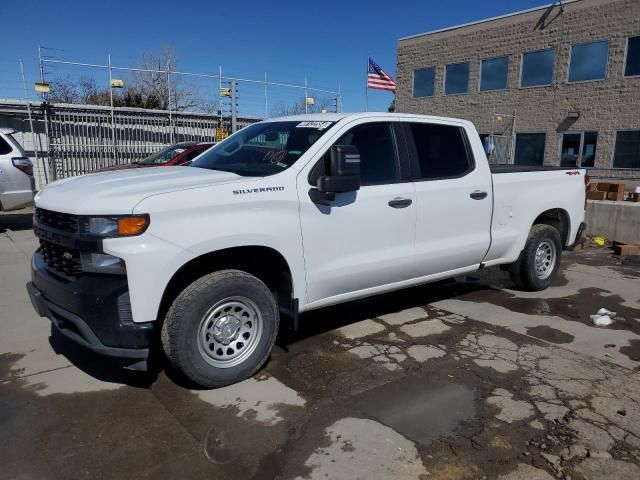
47 327 157 388
0 212 33 233
277 271 509 348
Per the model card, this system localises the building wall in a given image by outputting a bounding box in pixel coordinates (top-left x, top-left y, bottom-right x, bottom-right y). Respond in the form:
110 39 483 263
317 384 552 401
396 0 640 177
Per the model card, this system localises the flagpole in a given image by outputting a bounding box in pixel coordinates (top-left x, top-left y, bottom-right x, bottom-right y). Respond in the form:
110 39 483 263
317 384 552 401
365 57 369 112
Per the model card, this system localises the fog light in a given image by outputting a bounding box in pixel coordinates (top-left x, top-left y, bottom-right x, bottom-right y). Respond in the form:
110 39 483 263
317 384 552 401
80 252 126 275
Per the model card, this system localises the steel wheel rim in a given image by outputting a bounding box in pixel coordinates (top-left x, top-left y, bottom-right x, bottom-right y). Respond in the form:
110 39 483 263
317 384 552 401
197 296 263 368
534 239 556 280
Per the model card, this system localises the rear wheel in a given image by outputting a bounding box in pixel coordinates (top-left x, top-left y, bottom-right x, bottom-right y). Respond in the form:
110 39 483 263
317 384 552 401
510 224 562 291
161 270 279 388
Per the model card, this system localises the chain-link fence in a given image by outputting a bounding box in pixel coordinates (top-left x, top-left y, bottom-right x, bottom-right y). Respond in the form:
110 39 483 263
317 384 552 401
45 103 260 179
0 100 261 186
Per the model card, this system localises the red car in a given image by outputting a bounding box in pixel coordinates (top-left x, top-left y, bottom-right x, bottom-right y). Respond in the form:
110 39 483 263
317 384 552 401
100 142 215 171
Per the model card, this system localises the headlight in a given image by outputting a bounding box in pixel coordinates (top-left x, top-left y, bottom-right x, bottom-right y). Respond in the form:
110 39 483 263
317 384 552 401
83 214 150 237
80 252 126 275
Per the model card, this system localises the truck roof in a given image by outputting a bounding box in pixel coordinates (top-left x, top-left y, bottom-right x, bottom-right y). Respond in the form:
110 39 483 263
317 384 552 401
265 112 473 126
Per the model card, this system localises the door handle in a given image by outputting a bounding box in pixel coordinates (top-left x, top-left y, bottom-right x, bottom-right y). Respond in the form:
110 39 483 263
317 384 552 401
388 198 413 208
470 191 488 200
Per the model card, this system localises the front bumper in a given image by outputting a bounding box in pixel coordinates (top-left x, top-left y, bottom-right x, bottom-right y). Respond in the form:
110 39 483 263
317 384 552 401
28 251 154 367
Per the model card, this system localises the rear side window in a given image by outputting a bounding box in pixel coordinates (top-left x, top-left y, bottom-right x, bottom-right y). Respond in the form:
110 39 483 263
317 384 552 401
409 123 473 180
0 136 12 155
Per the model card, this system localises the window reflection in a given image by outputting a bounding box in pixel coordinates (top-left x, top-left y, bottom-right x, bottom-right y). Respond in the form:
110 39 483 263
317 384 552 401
568 41 608 82
480 57 508 91
521 49 555 87
445 62 469 95
413 67 435 97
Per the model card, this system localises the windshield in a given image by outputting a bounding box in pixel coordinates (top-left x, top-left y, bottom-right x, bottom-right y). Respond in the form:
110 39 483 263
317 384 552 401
140 145 189 165
191 120 335 176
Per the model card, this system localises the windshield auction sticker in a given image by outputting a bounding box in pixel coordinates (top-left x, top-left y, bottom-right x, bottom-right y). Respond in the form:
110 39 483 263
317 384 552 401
296 121 332 129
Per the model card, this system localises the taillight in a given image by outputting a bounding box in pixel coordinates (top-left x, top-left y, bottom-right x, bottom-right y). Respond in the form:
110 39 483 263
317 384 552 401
11 157 33 176
584 174 590 210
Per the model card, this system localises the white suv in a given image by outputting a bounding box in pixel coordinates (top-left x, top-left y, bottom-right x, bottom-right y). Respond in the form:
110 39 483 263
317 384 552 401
0 128 35 211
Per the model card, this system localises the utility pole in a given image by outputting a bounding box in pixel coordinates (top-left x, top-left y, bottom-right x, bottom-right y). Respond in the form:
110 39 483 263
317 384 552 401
19 59 44 182
38 46 53 180
230 79 237 133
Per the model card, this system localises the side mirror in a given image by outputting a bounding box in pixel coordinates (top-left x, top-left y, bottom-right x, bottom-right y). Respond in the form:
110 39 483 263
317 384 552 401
310 145 361 205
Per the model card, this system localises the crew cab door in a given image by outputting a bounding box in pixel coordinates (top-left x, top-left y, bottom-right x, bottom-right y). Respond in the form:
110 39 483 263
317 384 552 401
297 120 416 305
404 121 492 276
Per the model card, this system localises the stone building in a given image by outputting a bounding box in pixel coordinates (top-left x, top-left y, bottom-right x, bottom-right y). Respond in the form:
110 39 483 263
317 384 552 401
395 0 640 178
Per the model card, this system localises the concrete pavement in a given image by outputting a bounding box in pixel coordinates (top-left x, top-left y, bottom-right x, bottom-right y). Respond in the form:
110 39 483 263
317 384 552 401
2 209 640 480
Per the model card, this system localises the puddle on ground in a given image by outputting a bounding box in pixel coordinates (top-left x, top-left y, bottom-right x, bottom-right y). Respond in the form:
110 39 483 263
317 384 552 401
526 325 575 344
620 339 640 363
458 287 640 334
350 376 475 446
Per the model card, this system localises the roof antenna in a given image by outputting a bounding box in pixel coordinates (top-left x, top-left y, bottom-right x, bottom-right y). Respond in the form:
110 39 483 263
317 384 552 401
558 0 564 13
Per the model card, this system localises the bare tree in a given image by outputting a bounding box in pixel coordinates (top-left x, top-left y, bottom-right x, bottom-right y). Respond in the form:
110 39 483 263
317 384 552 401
131 46 204 111
48 75 80 104
44 46 217 112
270 96 333 117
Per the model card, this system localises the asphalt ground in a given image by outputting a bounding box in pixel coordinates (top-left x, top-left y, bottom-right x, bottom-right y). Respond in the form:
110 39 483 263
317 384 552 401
1 209 640 480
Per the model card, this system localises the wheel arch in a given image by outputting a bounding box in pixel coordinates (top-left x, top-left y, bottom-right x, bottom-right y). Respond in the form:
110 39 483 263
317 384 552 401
532 208 571 247
157 245 295 326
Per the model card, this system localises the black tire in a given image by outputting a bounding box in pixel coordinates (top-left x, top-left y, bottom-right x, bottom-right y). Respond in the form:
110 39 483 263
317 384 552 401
509 224 562 292
161 269 279 388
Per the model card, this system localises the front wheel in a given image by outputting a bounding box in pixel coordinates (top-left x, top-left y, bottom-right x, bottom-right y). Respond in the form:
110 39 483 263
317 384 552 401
161 270 279 388
510 224 562 292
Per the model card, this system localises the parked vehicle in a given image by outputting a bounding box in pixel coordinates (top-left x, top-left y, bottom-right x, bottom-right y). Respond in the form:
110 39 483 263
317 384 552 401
0 128 35 211
99 142 214 171
27 113 587 388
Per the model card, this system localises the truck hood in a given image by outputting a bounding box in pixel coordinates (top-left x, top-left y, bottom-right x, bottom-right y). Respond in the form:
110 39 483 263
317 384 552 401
35 166 243 214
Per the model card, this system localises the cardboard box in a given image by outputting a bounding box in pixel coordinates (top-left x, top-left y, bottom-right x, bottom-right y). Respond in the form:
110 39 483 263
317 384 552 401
587 191 607 200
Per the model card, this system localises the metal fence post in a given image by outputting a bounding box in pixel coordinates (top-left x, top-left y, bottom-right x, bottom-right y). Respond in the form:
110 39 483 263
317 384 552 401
219 65 223 133
231 80 237 133
108 54 118 164
264 72 268 119
167 60 174 144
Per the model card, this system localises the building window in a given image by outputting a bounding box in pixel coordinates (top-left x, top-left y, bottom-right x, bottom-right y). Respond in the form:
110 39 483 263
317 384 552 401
444 62 469 95
568 40 609 82
479 134 491 154
613 130 640 169
480 56 508 91
413 67 435 97
560 131 598 168
625 36 640 77
520 49 555 87
514 133 546 166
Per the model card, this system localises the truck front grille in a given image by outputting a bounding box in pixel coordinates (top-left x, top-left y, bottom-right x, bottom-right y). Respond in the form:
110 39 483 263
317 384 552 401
35 208 79 233
39 240 82 276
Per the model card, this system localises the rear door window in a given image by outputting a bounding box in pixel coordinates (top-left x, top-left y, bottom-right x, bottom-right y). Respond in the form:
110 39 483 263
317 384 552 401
407 123 474 180
0 136 13 155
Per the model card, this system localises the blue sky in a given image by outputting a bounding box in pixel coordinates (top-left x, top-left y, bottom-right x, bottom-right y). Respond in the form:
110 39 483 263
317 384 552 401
2 0 547 114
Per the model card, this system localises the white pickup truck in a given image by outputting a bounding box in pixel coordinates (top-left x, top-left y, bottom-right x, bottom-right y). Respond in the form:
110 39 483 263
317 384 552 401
27 113 587 387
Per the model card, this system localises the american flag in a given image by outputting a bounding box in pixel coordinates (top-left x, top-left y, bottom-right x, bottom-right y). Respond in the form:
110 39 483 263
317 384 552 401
367 58 396 91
